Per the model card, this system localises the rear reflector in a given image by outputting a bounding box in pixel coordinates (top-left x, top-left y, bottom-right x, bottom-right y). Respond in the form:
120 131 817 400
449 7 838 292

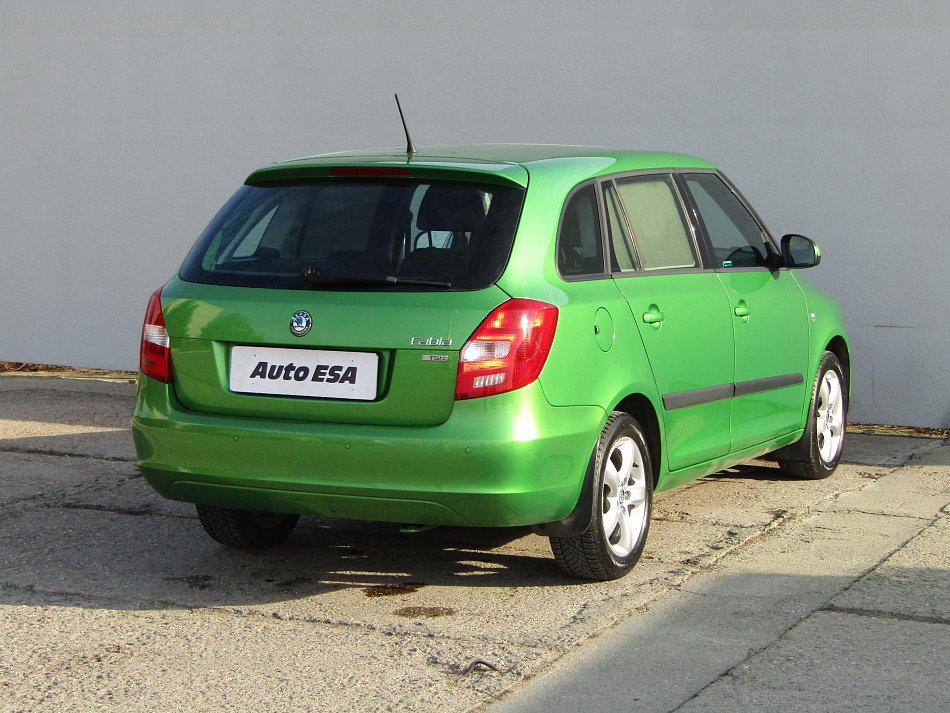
455 299 558 400
140 288 172 383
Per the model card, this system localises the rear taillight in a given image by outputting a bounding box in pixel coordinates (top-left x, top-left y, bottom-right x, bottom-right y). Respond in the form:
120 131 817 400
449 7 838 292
140 288 172 383
455 299 558 400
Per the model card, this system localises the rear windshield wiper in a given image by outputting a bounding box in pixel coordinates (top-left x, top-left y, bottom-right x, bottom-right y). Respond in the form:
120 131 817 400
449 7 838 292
303 267 451 289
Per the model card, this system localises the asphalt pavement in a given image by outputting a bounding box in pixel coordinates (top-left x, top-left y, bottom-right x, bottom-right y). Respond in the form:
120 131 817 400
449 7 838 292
0 374 947 713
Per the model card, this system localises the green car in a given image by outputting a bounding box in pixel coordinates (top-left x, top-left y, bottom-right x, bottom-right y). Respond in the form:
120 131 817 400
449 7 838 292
133 144 850 580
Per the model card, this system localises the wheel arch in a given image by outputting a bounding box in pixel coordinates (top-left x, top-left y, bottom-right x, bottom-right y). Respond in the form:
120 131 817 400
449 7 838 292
532 389 663 538
769 343 849 465
825 335 851 398
613 392 662 491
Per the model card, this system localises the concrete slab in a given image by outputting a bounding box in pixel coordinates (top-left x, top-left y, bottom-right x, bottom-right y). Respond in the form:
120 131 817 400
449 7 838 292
56 474 195 520
639 517 739 565
684 509 929 585
0 603 556 713
654 460 876 529
842 432 946 467
677 611 950 712
489 468 945 713
488 567 867 713
0 386 135 461
0 375 137 395
0 451 122 507
0 451 189 519
910 440 950 467
831 515 950 623
816 462 950 518
491 567 943 713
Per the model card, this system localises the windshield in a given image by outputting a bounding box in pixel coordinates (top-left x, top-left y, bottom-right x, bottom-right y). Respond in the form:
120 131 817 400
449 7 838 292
179 179 525 291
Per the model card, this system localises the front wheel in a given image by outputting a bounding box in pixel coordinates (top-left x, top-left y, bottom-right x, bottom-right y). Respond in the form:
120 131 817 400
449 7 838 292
550 413 653 580
778 351 847 479
196 505 300 548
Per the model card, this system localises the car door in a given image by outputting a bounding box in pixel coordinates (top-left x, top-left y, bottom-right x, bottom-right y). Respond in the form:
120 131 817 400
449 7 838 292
604 174 735 472
679 171 809 451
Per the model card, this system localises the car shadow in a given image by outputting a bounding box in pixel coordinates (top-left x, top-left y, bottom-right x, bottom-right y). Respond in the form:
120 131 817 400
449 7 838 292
702 460 799 482
1 467 585 614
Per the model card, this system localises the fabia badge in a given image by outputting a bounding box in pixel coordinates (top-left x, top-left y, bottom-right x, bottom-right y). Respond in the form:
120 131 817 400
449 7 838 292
289 310 312 337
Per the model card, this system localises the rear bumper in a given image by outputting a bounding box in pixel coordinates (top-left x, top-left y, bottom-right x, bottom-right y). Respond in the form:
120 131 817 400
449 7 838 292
132 377 605 527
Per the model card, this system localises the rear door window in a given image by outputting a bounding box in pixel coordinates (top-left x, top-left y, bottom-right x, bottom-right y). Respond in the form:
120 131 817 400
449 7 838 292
607 175 698 271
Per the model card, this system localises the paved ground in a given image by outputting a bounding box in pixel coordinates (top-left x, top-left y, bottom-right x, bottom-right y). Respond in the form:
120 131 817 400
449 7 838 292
0 375 947 712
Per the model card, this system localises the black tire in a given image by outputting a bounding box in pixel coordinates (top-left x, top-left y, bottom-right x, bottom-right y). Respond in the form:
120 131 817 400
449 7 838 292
778 351 848 480
550 412 653 580
196 505 300 548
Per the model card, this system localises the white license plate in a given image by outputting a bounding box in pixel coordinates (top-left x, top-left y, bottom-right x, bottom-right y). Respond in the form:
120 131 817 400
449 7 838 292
229 346 378 401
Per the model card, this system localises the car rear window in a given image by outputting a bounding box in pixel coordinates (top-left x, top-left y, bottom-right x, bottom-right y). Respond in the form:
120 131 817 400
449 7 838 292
179 180 525 291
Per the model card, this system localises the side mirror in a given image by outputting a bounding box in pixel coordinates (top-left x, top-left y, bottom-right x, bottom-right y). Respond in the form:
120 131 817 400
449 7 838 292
781 234 821 269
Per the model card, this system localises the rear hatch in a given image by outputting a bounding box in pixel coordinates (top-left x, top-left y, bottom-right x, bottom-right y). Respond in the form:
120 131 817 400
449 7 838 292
165 164 526 427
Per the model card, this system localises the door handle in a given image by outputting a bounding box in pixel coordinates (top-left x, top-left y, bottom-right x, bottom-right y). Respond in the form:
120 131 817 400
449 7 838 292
734 301 751 318
642 305 665 324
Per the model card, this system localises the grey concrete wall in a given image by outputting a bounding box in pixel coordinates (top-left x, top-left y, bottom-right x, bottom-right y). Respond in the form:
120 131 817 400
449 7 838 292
1 1 948 427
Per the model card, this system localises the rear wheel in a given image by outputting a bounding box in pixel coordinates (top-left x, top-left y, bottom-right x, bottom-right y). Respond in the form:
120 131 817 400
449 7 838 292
196 505 300 548
550 413 653 580
778 351 847 479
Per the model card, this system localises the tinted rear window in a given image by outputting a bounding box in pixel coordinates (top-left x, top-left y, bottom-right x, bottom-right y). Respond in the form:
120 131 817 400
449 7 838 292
179 180 525 291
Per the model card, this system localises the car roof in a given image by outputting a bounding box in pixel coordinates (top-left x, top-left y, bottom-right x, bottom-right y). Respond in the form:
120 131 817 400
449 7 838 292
250 144 717 188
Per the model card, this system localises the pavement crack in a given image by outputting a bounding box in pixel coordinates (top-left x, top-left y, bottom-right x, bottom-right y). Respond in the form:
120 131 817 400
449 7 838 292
57 502 174 518
0 581 185 610
818 604 950 626
0 446 134 462
826 507 933 521
213 605 564 651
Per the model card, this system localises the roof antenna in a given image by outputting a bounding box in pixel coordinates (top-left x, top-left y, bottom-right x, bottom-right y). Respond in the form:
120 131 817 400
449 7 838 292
394 93 417 157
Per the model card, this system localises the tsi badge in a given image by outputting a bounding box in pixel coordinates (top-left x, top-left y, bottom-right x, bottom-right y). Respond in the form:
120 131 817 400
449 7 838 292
290 310 312 337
